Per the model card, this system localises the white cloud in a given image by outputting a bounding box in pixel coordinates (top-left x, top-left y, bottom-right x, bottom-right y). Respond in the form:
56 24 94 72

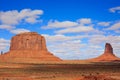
25 17 37 24
42 20 78 29
98 22 110 26
88 35 120 44
77 18 92 24
0 24 14 30
41 18 104 35
109 6 120 13
55 25 95 34
10 28 30 34
89 35 108 44
41 18 102 34
0 9 43 34
43 34 89 43
0 10 19 25
0 38 10 51
107 22 120 30
43 34 74 42
0 9 43 25
42 18 92 29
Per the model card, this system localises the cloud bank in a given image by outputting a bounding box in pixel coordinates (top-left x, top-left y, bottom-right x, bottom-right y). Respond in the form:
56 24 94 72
0 9 43 34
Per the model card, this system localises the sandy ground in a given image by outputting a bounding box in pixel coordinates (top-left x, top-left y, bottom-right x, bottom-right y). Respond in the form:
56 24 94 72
0 62 120 80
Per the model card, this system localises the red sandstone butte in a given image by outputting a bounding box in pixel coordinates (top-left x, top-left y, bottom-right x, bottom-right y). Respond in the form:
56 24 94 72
90 43 120 62
0 32 61 63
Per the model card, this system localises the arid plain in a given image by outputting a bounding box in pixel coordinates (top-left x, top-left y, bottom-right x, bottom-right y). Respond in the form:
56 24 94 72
0 62 120 80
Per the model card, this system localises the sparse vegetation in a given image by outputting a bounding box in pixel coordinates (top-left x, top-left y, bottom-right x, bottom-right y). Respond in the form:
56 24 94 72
0 62 120 80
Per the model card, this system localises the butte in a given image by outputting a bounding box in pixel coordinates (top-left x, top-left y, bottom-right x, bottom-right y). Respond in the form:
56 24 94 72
0 32 61 63
89 43 120 62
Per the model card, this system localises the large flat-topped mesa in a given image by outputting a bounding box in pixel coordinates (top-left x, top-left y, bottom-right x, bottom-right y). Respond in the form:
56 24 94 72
10 32 47 51
0 32 61 63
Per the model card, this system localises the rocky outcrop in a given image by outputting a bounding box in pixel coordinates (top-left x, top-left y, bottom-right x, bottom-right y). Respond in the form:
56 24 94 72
0 32 61 63
104 43 113 54
90 43 120 62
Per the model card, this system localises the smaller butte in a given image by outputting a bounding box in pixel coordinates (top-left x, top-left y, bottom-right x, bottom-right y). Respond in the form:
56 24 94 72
89 43 120 62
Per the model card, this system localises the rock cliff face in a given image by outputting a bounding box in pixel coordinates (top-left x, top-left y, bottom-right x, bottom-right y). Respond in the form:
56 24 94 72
10 32 47 51
0 32 61 63
90 43 120 61
104 43 113 54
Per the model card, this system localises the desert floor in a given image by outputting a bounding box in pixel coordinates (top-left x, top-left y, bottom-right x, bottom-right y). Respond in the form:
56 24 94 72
0 62 120 80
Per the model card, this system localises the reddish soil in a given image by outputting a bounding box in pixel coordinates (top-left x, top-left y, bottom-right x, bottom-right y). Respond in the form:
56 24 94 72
0 62 120 80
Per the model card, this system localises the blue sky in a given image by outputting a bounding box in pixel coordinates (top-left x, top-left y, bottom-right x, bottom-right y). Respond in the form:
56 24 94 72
0 0 120 59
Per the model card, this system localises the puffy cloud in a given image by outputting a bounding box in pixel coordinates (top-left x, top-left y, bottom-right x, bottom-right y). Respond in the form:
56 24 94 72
43 34 75 42
10 28 30 34
89 35 120 47
55 25 95 34
0 38 10 51
0 9 42 34
109 6 120 13
0 9 43 25
89 35 109 44
107 22 120 30
97 22 110 26
89 35 120 44
0 10 19 25
42 20 78 29
0 24 14 30
42 18 92 29
77 18 92 24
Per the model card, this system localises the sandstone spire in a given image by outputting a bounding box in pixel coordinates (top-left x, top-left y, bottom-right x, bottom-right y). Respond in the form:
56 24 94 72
0 32 61 63
90 43 120 62
104 43 113 54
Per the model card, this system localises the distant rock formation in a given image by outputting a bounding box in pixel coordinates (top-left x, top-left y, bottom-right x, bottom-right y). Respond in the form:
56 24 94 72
104 43 113 54
0 32 61 63
90 43 120 62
